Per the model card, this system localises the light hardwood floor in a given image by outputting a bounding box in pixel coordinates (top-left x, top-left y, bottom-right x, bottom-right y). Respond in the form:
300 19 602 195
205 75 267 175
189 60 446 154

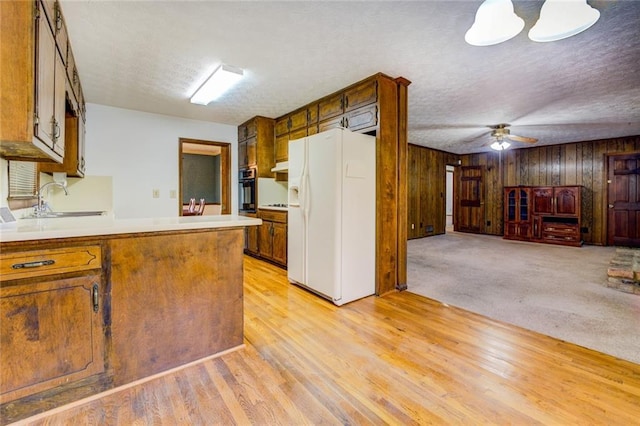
18 256 640 425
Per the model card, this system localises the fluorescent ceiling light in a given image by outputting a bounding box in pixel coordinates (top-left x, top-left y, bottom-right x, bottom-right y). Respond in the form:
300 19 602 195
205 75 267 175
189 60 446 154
465 0 524 46
190 64 243 105
529 0 600 42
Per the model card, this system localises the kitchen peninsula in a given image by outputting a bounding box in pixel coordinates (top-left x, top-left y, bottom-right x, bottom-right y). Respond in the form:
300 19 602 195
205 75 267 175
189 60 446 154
0 214 260 423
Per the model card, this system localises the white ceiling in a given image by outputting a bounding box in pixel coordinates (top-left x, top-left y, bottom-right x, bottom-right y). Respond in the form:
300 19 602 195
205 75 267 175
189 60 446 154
59 0 640 154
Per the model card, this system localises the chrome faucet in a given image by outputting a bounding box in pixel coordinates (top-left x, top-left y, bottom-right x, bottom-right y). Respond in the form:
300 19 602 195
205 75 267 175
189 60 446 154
34 181 68 217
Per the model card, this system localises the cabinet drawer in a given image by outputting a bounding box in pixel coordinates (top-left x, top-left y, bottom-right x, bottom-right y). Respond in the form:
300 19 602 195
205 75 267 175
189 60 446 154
543 233 580 243
259 209 287 223
0 245 102 281
542 224 578 233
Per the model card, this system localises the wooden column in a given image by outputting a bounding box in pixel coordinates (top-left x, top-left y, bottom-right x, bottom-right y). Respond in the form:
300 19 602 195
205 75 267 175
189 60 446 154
395 77 411 291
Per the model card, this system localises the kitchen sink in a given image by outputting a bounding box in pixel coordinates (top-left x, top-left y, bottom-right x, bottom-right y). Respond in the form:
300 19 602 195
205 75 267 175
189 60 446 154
28 211 106 218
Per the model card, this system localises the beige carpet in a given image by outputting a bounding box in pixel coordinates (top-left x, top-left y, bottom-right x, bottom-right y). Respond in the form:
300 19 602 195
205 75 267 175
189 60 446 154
407 232 640 365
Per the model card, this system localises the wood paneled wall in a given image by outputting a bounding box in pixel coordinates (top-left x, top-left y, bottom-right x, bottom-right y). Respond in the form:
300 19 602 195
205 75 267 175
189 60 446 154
407 144 458 239
459 135 640 245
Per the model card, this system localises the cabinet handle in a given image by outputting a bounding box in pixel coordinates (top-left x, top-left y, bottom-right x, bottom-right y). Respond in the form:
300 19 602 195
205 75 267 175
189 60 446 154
344 95 349 109
344 117 349 128
53 119 61 141
92 284 99 312
12 259 55 269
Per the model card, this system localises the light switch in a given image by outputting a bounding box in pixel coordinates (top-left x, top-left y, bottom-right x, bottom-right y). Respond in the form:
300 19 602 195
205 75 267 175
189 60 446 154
169 190 176 199
152 189 160 198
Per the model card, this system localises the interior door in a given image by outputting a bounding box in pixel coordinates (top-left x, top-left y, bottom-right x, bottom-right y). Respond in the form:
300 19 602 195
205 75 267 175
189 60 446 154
455 166 485 234
607 153 640 247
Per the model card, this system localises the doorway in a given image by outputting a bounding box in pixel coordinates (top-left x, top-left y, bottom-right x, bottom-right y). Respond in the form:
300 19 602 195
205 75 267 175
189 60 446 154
445 165 454 232
179 138 231 216
607 152 640 247
455 165 485 233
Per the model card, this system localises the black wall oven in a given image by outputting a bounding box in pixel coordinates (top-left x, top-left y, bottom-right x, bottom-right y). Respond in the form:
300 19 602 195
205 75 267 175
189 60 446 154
239 168 256 213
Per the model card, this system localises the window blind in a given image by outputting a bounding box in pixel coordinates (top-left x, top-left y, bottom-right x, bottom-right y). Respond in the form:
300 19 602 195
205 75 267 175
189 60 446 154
8 161 37 199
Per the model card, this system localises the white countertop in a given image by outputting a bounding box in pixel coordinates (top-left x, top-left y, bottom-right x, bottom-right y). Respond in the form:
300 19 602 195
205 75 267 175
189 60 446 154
0 214 262 243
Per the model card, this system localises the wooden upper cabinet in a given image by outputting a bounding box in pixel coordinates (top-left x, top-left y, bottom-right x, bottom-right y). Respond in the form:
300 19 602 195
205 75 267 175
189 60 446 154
318 92 345 122
53 2 68 66
307 103 319 124
275 116 289 136
318 77 379 132
0 0 86 163
237 116 274 177
246 137 257 168
35 3 66 159
344 79 377 112
274 134 288 164
289 108 308 131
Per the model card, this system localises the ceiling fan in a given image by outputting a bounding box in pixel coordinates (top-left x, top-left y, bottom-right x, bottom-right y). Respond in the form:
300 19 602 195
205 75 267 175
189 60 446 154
486 123 538 150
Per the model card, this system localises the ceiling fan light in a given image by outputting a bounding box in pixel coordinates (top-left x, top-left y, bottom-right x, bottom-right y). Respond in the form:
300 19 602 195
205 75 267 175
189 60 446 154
491 141 511 151
528 0 600 42
190 64 244 105
465 0 524 46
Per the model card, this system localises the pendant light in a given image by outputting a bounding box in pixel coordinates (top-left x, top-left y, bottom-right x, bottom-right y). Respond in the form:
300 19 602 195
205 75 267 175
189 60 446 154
465 0 525 46
529 0 600 42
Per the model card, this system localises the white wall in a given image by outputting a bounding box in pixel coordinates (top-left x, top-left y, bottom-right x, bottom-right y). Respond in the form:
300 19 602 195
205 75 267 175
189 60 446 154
83 104 237 219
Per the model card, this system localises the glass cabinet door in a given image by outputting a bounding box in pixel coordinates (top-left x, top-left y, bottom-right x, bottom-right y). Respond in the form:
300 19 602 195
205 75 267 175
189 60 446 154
519 189 528 221
507 189 516 221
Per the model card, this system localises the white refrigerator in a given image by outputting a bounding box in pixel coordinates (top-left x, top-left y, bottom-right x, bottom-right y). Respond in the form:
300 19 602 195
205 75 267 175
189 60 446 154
287 128 376 306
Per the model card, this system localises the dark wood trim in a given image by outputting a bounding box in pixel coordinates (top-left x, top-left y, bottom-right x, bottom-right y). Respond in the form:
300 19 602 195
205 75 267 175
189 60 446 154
178 138 231 215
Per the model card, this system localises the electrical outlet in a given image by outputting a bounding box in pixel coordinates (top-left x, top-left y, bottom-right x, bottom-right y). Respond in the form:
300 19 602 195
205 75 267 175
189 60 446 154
152 189 160 198
169 190 176 199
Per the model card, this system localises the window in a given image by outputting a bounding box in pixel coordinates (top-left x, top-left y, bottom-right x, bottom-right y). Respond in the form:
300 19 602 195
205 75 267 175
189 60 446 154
8 161 38 208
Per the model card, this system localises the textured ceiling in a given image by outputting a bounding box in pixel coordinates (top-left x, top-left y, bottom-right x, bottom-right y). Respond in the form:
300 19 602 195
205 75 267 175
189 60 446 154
59 0 640 154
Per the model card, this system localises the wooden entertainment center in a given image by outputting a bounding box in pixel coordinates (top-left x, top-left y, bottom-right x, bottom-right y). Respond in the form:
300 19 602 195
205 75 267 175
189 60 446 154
503 185 583 247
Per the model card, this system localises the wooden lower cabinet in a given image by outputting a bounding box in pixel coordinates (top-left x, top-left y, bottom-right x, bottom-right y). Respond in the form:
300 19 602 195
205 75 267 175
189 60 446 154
0 243 106 420
0 227 248 423
247 209 287 268
0 275 104 402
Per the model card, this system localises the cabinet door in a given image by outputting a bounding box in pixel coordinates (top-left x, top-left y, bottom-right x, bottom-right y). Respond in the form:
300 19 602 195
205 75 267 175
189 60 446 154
246 136 257 168
246 224 259 255
53 3 68 66
258 221 273 259
0 275 104 402
289 109 308 131
238 140 247 169
275 134 288 163
275 116 290 136
307 103 319 124
318 93 344 122
318 115 345 133
289 127 306 142
272 222 287 266
35 7 57 151
344 79 377 112
52 48 66 157
344 104 378 132
532 187 553 215
554 187 579 216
